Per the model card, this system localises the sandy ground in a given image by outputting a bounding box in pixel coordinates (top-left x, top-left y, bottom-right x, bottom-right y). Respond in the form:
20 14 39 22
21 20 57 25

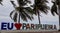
0 30 60 33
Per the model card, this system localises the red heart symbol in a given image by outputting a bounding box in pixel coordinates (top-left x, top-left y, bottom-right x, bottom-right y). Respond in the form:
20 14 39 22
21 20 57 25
14 23 22 30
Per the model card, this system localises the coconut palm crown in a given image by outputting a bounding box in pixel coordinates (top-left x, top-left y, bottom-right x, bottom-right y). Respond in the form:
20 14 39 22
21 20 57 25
10 0 34 23
31 0 49 24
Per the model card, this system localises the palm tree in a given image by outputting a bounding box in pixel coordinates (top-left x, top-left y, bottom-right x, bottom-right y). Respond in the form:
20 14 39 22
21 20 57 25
10 7 34 23
10 0 34 23
51 0 60 31
0 0 49 24
32 0 49 24
0 0 34 23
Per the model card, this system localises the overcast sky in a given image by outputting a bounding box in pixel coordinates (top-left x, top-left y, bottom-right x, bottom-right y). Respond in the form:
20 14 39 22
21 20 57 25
0 0 59 30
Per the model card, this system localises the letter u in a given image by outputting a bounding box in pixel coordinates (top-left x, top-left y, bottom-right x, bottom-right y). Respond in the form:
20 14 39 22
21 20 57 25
7 23 13 30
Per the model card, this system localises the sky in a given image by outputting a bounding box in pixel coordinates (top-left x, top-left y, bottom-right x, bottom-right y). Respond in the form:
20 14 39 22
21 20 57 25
0 0 59 30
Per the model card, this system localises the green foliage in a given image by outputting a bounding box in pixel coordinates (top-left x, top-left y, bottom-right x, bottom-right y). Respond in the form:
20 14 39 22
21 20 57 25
1 0 59 23
33 0 49 15
17 0 31 6
10 0 34 22
56 0 60 5
13 12 18 22
51 2 58 16
0 0 3 5
10 1 16 7
10 7 34 22
0 0 50 22
51 0 59 16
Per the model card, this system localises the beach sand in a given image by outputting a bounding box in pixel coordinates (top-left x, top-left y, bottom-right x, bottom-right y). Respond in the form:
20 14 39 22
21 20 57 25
0 30 60 33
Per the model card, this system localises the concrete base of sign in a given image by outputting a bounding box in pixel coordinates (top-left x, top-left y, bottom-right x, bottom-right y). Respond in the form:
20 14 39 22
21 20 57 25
0 30 58 33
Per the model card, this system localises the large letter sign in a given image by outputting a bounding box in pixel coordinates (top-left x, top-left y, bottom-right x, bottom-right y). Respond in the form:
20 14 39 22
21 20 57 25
1 23 7 30
1 22 13 30
0 22 57 30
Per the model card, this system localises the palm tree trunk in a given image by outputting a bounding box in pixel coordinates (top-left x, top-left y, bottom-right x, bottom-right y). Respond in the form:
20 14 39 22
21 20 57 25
18 13 20 23
58 5 60 31
37 11 40 24
59 15 60 30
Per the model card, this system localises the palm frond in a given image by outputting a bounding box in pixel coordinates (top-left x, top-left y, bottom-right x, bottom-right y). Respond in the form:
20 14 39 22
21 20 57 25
33 0 49 15
23 10 33 21
24 7 34 15
13 12 18 22
39 4 49 14
17 0 26 6
10 0 34 22
20 12 27 22
10 1 16 7
24 0 31 4
58 5 60 9
10 10 15 19
51 2 58 16
0 0 3 5
56 0 60 5
17 0 31 6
